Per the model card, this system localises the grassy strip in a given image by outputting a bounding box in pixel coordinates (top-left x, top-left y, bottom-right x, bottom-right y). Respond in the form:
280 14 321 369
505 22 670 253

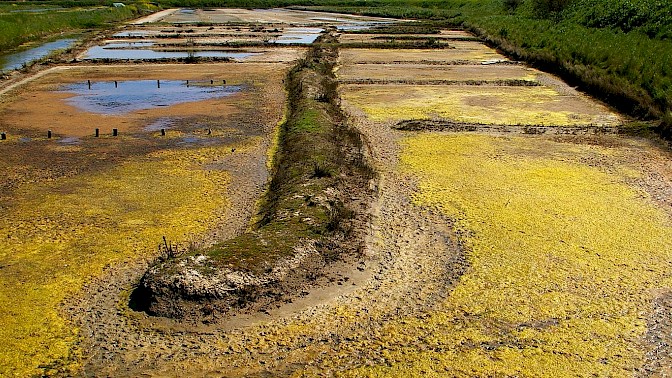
203 36 349 272
137 33 374 317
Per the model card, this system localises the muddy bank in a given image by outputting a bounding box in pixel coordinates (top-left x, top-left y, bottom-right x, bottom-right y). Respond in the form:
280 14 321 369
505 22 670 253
394 119 620 134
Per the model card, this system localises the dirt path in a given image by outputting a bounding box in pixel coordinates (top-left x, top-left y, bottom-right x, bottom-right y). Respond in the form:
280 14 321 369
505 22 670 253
130 8 179 24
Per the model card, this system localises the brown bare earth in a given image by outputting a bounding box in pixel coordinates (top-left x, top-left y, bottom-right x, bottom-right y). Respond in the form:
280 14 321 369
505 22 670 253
159 8 395 25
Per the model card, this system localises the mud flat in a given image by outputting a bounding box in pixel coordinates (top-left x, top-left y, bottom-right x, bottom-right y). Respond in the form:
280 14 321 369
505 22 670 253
334 28 672 376
343 83 621 126
336 63 538 84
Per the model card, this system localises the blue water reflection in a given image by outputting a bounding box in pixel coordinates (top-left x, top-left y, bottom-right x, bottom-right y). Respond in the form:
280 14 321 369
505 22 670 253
1 38 77 71
60 80 243 114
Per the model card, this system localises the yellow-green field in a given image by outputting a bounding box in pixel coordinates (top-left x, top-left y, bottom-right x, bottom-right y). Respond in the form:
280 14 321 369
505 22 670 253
342 133 671 376
339 47 507 64
342 84 622 126
336 63 538 83
337 33 476 44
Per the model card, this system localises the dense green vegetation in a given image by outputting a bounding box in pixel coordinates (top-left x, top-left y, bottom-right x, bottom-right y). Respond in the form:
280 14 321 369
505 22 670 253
0 2 156 52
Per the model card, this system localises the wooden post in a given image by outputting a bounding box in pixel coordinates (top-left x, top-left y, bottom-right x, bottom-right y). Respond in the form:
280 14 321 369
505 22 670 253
87 80 91 89
47 130 52 139
161 128 166 136
186 80 189 87
210 79 213 84
112 129 118 137
95 128 99 137
114 80 118 88
1 132 6 140
157 79 160 88
207 128 212 135
222 79 226 85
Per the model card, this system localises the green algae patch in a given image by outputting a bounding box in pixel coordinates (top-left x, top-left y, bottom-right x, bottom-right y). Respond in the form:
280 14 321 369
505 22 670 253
342 134 672 376
0 145 231 377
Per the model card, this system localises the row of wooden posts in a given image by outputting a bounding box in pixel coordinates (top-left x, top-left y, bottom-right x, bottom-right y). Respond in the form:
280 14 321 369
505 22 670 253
0 128 217 140
86 79 226 89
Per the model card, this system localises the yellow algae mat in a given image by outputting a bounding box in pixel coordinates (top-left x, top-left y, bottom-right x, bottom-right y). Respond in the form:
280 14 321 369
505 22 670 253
0 147 231 376
336 63 538 83
346 133 672 376
343 84 621 126
339 47 507 64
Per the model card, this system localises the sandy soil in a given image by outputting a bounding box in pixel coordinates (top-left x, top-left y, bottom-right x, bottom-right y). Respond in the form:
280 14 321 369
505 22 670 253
130 8 180 24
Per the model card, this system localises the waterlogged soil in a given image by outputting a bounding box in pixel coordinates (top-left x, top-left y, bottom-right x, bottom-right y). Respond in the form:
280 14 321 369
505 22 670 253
3 12 672 377
67 97 467 377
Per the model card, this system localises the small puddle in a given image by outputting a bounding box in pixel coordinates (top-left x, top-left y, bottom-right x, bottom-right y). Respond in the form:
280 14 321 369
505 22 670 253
60 80 243 115
274 27 323 45
57 137 81 145
337 22 389 31
1 38 77 71
113 30 152 38
178 135 220 146
144 117 179 132
82 42 259 60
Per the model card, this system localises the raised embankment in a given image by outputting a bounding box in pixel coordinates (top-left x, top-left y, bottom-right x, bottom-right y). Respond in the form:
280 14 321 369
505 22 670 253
132 31 375 319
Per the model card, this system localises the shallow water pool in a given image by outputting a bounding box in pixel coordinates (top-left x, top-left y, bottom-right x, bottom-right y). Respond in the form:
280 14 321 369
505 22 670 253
82 42 258 60
60 80 243 115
